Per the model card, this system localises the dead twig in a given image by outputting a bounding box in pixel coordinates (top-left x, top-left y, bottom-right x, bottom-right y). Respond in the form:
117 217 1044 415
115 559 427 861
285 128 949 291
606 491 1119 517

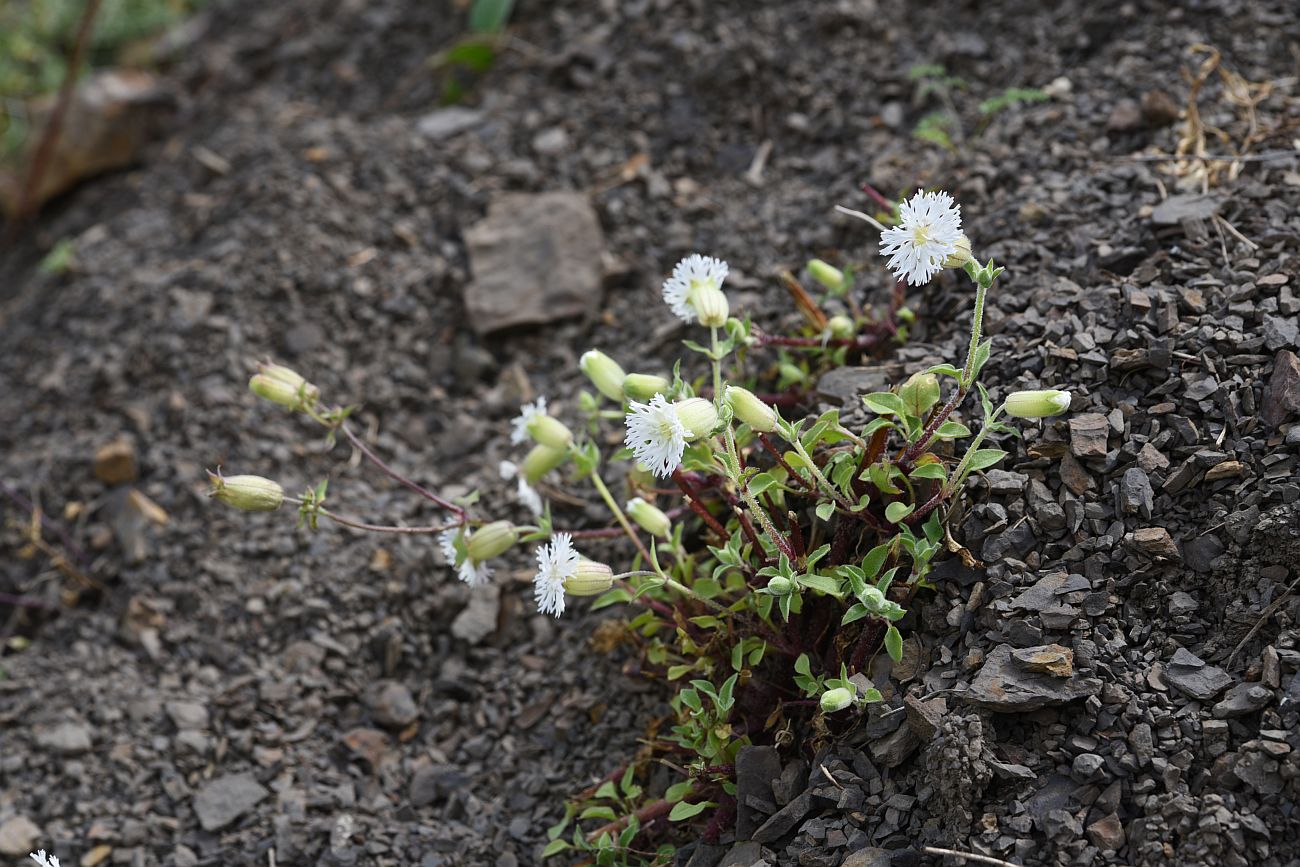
921 845 1019 867
1226 573 1300 668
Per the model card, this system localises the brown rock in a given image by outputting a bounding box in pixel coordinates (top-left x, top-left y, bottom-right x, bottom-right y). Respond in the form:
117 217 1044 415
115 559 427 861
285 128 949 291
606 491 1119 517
1069 413 1109 458
0 71 174 217
341 727 390 768
94 439 137 485
1087 812 1126 851
1203 461 1245 482
967 645 1101 712
1058 451 1095 495
904 694 947 740
1012 644 1074 678
1140 89 1181 127
1130 527 1180 560
463 192 605 334
1261 350 1300 427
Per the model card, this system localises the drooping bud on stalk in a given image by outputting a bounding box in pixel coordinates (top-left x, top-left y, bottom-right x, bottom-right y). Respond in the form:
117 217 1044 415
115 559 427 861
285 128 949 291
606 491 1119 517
827 315 855 339
689 282 730 328
527 414 574 449
724 386 779 433
250 363 319 411
580 350 627 402
674 398 720 440
766 576 793 596
820 687 855 713
807 259 845 292
563 559 614 596
521 443 569 484
942 234 974 269
1003 389 1072 419
625 497 672 539
466 521 518 562
208 472 284 511
623 373 671 401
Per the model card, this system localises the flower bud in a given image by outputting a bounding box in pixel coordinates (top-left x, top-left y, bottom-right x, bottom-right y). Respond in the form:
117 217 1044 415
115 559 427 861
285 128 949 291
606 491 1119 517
527 414 574 449
623 373 671 402
209 472 284 511
690 283 730 328
251 364 319 410
820 687 855 713
1004 389 1071 419
807 259 844 292
625 497 672 539
827 315 855 339
521 443 569 484
766 576 793 596
580 350 627 401
724 386 778 433
943 234 974 268
674 398 720 440
899 372 940 417
466 521 518 561
563 559 614 596
259 363 309 390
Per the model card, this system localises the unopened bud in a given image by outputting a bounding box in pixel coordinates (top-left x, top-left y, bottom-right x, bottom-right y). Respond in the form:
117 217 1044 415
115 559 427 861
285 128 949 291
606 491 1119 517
623 373 671 402
1004 389 1071 419
527 415 574 450
674 398 720 440
724 386 779 433
943 234 974 268
563 559 614 596
625 497 672 539
466 521 518 561
807 259 844 292
251 364 319 410
521 443 569 484
766 576 793 596
209 472 284 511
820 687 855 713
827 315 855 339
899 372 940 417
580 350 627 402
690 283 730 328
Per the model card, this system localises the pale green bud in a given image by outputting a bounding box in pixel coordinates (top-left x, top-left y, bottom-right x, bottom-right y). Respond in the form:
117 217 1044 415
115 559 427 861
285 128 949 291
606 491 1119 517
209 472 284 511
521 443 569 484
724 386 779 434
674 398 720 440
899 372 941 417
1004 389 1072 419
827 315 855 339
820 687 855 713
466 521 518 561
623 373 671 401
807 259 844 292
943 234 974 268
766 576 793 596
527 415 574 449
259 363 309 390
563 559 614 596
689 283 729 328
251 364 319 411
580 350 627 402
625 497 672 539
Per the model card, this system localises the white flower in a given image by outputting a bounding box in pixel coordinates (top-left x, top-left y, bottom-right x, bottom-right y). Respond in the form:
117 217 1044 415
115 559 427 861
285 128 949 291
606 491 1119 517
534 532 580 617
511 397 548 445
439 530 492 587
662 254 729 323
624 394 688 478
30 852 61 867
878 190 963 286
500 460 543 517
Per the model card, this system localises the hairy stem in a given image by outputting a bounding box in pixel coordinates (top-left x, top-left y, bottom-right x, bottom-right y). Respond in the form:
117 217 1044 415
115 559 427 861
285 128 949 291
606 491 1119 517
340 422 466 518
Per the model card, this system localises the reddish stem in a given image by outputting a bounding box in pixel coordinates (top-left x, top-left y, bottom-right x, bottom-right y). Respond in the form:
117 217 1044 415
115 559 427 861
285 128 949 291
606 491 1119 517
898 387 965 471
341 422 466 519
672 470 730 540
586 797 675 842
758 433 813 492
860 181 895 212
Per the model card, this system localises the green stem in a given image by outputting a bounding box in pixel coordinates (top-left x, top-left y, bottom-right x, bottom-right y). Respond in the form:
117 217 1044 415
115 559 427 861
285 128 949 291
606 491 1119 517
961 266 990 386
724 427 795 561
589 469 658 572
710 325 723 404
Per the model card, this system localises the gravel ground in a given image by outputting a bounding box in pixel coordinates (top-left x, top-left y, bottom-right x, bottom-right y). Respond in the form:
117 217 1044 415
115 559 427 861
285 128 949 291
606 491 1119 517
2 0 1299 865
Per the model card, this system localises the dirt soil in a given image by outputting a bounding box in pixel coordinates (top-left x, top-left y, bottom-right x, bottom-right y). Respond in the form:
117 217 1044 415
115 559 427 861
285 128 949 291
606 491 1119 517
3 1 1300 865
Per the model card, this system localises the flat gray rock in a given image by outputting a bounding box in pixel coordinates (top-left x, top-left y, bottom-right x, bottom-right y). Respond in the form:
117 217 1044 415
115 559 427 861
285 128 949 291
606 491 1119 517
416 106 484 141
1166 647 1233 701
193 773 268 832
1150 193 1224 226
463 192 605 334
967 644 1101 711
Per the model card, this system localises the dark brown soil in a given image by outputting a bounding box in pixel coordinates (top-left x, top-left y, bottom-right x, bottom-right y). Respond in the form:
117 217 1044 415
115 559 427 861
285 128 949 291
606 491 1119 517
2 1 1299 865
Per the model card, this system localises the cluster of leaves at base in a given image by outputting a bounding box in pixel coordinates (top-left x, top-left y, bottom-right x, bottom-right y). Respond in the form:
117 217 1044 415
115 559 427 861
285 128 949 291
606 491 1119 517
543 765 681 866
432 0 516 105
905 62 1048 151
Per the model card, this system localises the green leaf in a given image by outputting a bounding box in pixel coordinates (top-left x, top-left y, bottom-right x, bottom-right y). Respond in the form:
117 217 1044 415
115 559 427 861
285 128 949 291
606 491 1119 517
666 664 694 680
965 448 1008 473
909 462 947 480
863 392 907 417
935 421 971 439
579 806 617 821
590 587 632 610
798 573 843 596
863 688 884 703
884 625 904 662
541 839 571 858
669 800 714 821
885 501 914 524
861 542 891 579
442 39 497 72
469 0 516 33
815 501 836 522
841 603 869 626
665 781 694 803
794 653 812 677
927 363 963 378
594 781 618 800
748 472 779 497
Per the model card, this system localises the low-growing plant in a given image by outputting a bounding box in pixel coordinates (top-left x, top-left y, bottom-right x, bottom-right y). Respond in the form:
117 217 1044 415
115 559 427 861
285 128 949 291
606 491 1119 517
906 63 1049 149
210 188 1071 864
432 0 516 105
